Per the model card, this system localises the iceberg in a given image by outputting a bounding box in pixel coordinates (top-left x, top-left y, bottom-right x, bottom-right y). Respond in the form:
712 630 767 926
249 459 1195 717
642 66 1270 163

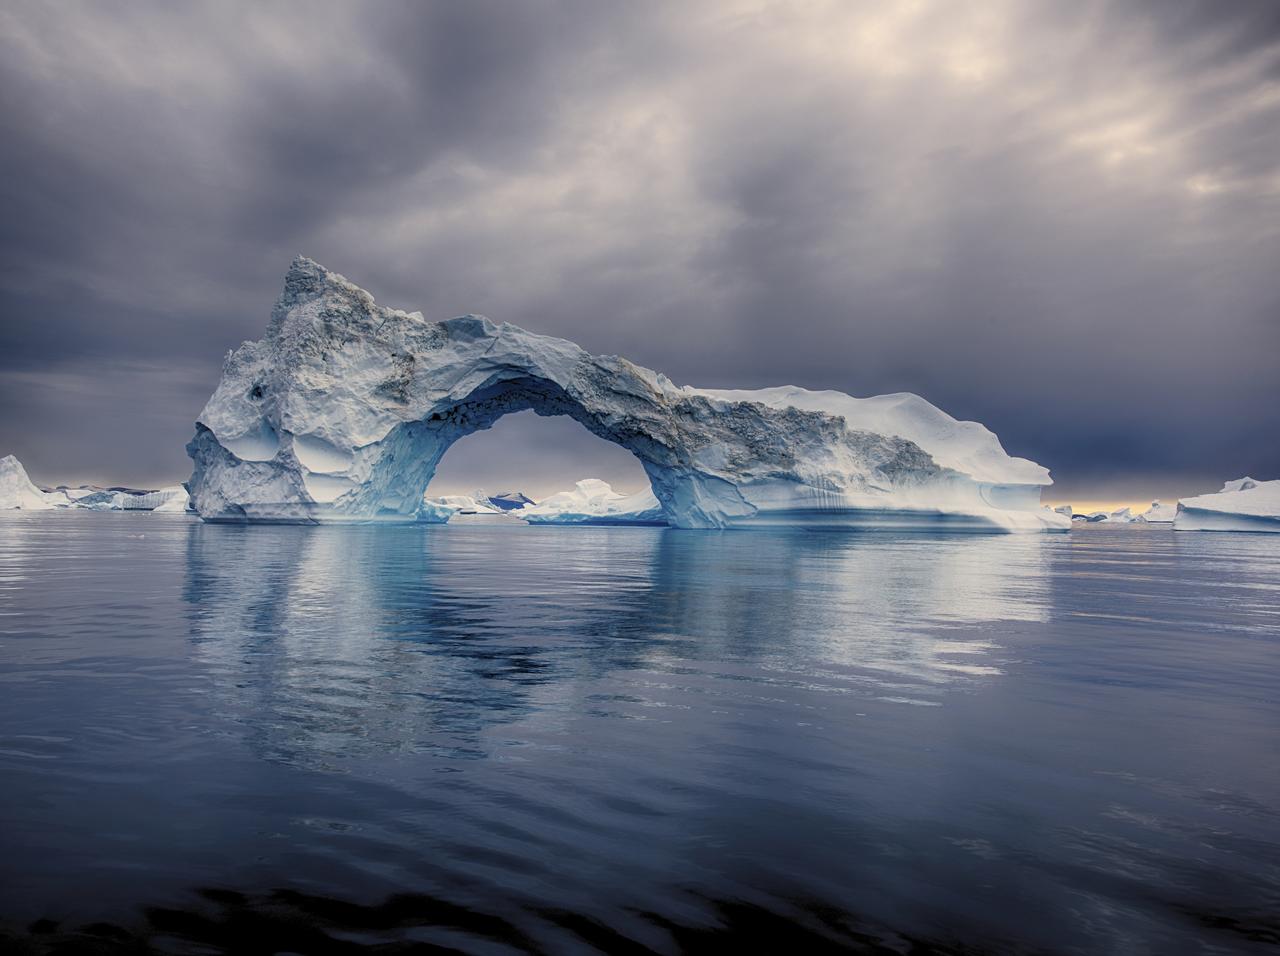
1076 508 1134 524
1053 504 1073 518
1174 478 1280 533
186 257 1068 532
517 479 668 526
1136 500 1176 524
0 455 55 510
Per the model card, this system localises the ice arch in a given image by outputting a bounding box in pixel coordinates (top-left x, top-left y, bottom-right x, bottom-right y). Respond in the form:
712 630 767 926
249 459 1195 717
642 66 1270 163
186 258 1067 531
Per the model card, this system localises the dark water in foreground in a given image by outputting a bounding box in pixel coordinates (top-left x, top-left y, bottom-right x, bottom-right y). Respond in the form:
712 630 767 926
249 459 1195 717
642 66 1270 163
0 514 1277 955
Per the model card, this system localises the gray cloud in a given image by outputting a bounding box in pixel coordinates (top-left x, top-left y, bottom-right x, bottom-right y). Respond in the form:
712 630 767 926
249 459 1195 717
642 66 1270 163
0 0 1277 500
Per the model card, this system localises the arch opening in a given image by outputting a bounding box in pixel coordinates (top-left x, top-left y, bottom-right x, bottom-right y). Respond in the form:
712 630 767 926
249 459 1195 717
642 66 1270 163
427 409 651 504
378 374 671 524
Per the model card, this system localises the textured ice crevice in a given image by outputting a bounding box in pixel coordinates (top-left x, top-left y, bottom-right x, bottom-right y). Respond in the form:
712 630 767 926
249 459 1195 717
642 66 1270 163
186 257 1068 532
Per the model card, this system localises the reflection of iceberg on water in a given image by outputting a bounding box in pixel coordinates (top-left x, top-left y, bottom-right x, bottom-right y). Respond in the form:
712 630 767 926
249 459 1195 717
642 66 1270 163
639 530 1052 701
182 522 1054 764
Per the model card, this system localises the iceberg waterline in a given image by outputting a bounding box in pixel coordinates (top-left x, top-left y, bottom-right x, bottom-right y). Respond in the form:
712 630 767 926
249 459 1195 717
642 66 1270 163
185 257 1067 532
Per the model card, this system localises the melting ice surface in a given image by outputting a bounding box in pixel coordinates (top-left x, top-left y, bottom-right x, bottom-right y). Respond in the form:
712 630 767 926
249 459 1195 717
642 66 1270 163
0 514 1278 953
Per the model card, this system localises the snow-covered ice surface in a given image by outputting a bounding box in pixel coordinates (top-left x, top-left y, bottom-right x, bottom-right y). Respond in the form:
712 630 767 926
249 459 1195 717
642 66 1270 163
1175 478 1280 533
186 257 1067 532
517 479 668 526
0 456 54 510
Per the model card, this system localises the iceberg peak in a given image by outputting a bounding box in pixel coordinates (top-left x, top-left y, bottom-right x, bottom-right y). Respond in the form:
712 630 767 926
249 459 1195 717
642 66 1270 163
0 455 55 511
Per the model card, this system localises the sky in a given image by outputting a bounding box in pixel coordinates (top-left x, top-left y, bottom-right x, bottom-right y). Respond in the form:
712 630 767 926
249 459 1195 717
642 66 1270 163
1 0 1277 505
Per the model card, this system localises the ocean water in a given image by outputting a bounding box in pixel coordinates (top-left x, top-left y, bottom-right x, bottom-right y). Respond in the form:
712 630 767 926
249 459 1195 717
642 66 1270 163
0 513 1277 954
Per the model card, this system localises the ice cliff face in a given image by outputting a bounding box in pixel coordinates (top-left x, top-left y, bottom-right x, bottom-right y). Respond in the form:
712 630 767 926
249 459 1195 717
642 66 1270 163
186 257 1067 531
1174 478 1280 533
0 456 54 510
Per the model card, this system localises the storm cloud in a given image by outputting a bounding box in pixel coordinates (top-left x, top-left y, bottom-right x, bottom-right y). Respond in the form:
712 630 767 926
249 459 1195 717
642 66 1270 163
1 0 1277 501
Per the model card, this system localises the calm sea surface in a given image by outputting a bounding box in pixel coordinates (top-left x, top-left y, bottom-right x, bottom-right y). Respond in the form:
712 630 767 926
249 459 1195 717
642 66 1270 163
0 513 1277 954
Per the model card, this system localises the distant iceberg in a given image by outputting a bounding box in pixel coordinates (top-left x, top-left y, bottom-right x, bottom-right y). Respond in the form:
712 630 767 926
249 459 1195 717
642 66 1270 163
47 486 101 506
1136 500 1176 523
1073 507 1143 524
1174 478 1280 533
1075 510 1113 523
0 455 55 510
517 479 668 526
425 494 502 516
69 486 188 512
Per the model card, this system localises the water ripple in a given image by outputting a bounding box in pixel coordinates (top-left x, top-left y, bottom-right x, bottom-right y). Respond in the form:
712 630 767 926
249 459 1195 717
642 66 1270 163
1 513 1278 953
